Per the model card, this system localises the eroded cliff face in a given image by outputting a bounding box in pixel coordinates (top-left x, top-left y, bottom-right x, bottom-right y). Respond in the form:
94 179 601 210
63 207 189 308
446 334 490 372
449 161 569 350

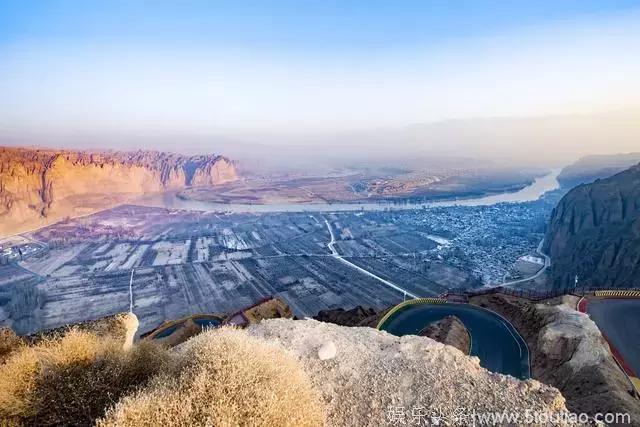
0 147 238 235
470 294 640 419
544 163 640 289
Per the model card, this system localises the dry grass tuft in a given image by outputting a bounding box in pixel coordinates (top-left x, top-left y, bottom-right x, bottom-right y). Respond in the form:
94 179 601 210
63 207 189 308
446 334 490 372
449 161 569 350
0 327 24 364
0 328 170 426
99 327 325 427
1 320 325 426
0 329 99 421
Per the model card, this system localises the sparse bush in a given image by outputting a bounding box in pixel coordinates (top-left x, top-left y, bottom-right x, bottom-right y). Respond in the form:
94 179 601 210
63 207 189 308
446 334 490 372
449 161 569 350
0 329 99 422
99 327 325 427
0 327 24 364
1 321 324 426
0 329 170 426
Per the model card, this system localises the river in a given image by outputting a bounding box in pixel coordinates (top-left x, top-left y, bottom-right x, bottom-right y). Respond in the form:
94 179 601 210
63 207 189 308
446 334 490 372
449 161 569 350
134 169 560 213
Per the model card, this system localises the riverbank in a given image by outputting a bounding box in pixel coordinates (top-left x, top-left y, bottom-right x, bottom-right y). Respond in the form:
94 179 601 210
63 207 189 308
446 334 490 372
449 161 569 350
134 169 561 214
2 169 560 240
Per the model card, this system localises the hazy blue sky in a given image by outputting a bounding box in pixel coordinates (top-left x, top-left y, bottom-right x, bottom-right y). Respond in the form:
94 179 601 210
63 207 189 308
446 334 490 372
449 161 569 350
2 1 639 49
1 0 640 159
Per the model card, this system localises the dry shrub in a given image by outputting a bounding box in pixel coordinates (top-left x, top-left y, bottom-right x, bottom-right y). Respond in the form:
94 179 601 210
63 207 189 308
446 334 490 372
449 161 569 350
0 330 99 421
99 327 325 427
29 312 138 345
0 327 24 364
0 329 170 426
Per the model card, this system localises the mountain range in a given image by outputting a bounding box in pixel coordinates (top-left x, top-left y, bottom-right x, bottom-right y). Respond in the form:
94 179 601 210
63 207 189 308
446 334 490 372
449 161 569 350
557 152 640 188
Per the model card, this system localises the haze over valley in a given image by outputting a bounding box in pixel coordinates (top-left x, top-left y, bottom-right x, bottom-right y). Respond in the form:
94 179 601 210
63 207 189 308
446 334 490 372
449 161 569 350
2 2 640 425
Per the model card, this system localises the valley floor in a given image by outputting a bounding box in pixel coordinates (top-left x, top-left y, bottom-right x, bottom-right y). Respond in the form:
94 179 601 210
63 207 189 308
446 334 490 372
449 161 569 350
1 196 557 335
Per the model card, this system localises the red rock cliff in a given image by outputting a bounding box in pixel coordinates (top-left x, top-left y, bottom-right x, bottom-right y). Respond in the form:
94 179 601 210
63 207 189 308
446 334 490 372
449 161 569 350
0 147 238 235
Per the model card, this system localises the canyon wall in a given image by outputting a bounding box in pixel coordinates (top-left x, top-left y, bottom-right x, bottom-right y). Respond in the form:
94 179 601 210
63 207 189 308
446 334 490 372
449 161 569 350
0 147 238 235
545 163 640 289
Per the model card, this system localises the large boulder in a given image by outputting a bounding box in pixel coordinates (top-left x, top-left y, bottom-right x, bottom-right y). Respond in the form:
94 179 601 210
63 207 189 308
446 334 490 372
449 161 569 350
314 306 385 327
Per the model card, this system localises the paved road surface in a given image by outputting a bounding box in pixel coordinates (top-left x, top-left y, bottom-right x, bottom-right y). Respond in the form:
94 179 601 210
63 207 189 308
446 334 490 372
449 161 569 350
588 298 640 377
380 303 530 379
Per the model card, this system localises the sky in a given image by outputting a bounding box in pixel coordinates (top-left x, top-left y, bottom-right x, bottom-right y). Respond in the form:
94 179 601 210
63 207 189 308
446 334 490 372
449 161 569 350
1 1 640 164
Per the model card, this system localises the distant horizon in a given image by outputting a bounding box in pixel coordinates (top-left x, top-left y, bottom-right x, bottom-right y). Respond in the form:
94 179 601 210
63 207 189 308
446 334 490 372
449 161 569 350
2 109 640 170
2 1 640 167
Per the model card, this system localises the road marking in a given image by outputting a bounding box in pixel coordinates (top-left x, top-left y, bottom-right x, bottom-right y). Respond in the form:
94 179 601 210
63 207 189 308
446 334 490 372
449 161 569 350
378 300 531 378
595 290 640 298
376 297 447 329
501 319 523 358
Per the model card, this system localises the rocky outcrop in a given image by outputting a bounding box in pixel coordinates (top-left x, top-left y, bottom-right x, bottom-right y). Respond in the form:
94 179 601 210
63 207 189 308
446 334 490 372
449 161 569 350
544 163 640 289
557 153 640 189
249 319 568 426
418 315 470 355
470 294 640 420
316 308 471 354
314 306 386 328
0 147 238 235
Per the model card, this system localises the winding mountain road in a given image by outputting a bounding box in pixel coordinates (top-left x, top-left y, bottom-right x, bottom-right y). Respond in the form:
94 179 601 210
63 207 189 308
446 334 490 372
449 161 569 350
379 302 531 378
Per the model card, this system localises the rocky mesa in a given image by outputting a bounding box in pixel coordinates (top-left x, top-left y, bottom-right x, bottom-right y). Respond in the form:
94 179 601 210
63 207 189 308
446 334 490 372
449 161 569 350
0 147 238 236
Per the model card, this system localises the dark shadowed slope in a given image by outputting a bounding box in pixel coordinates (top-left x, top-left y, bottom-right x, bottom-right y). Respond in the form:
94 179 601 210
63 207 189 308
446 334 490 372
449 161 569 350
545 163 640 289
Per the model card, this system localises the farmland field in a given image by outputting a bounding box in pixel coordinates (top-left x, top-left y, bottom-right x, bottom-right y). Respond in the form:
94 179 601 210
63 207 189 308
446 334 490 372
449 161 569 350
1 195 557 335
